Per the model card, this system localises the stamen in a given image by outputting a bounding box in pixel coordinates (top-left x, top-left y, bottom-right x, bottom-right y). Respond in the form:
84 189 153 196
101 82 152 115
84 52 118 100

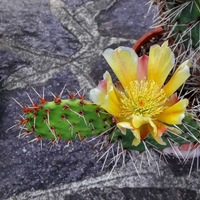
120 80 167 117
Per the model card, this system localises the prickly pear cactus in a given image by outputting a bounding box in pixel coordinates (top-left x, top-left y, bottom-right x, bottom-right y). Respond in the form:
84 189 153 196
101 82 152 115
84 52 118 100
13 88 199 155
27 99 115 140
11 86 200 177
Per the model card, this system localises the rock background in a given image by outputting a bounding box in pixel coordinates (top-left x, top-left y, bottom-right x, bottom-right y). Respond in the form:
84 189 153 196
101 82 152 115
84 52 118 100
0 0 199 199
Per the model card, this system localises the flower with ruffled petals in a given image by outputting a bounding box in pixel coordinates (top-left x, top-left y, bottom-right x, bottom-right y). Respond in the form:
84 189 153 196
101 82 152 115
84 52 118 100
90 41 191 146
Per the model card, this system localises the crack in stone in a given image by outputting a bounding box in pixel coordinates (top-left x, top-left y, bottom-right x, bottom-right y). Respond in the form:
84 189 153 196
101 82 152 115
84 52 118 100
1 0 137 91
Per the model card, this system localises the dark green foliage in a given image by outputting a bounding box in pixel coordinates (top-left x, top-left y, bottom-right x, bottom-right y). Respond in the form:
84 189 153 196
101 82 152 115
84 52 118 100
166 0 200 49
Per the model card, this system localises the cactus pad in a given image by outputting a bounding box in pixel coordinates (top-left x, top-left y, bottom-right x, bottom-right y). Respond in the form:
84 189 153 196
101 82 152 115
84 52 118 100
166 0 200 50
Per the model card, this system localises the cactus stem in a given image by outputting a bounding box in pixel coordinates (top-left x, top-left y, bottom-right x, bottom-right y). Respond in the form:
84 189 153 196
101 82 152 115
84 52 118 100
145 140 158 149
79 111 85 117
62 104 87 125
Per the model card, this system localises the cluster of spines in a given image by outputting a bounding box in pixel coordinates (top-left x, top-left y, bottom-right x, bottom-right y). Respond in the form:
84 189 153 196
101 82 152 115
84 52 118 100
93 115 200 178
10 86 116 149
148 0 200 67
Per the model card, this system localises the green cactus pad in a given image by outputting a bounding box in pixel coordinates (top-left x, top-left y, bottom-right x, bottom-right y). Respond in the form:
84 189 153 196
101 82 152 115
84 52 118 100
24 99 115 141
166 0 200 49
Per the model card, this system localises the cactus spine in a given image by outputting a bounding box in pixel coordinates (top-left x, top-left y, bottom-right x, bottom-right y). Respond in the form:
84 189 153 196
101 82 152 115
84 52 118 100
150 0 200 66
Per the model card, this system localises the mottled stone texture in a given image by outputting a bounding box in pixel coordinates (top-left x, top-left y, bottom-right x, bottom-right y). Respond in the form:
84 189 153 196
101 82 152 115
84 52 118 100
0 50 30 89
96 0 153 39
0 0 81 56
63 0 93 7
0 0 199 200
65 187 197 200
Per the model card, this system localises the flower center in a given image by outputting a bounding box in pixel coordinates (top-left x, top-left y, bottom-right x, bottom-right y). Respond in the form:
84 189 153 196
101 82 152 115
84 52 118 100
120 80 167 117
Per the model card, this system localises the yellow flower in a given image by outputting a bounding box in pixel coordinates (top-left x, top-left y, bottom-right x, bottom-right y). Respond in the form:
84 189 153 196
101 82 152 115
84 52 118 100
90 41 191 146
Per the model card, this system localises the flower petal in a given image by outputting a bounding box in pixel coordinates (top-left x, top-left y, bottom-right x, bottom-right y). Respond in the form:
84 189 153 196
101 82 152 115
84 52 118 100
90 71 123 117
131 115 151 128
90 71 110 105
103 47 138 89
148 121 167 145
155 99 188 124
137 54 149 81
162 60 191 98
117 121 133 135
148 41 175 89
132 129 141 146
163 93 179 107
139 124 149 140
117 121 141 146
89 74 108 105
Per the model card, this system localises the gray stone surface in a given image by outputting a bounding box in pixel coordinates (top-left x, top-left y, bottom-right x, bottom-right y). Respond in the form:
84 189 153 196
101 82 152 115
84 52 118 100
0 0 199 200
96 0 153 39
0 0 81 56
0 50 31 89
64 187 197 200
